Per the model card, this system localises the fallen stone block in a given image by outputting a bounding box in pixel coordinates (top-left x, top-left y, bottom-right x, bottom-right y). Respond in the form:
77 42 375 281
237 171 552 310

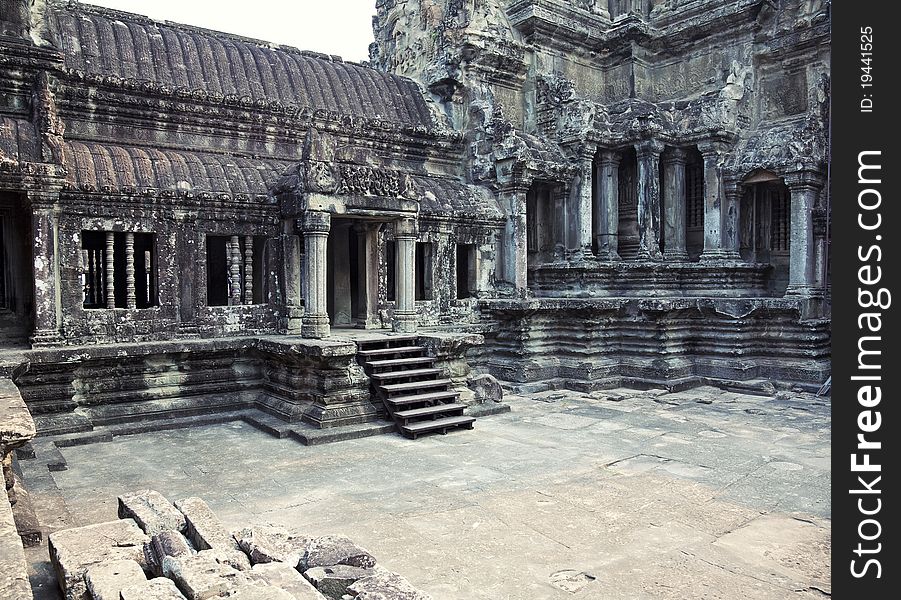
467 373 503 403
346 567 431 600
304 565 374 600
299 536 376 572
162 552 248 600
234 526 309 567
251 561 326 600
120 577 187 600
84 559 147 600
174 497 250 569
118 490 186 536
48 519 149 600
223 580 299 600
145 530 195 577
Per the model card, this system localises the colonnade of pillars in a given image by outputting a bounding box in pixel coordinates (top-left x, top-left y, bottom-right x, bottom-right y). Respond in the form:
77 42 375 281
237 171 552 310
591 141 742 262
300 211 417 339
500 141 824 299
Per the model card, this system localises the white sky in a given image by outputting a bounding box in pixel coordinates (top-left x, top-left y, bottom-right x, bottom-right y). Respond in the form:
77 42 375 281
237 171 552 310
81 0 377 63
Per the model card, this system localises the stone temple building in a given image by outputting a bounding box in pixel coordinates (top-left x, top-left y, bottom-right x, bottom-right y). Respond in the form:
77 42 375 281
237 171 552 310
1 0 830 440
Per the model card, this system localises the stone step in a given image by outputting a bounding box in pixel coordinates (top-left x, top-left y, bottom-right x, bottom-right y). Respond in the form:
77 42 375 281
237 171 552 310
380 379 453 395
355 336 419 350
365 356 435 369
384 391 460 407
357 346 423 358
401 415 476 439
394 403 466 421
370 368 442 382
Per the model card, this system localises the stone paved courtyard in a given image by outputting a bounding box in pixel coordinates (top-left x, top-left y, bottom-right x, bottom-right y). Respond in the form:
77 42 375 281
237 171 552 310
22 387 831 599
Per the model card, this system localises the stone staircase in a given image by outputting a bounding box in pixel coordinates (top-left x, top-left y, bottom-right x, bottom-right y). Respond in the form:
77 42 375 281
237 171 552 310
356 336 474 440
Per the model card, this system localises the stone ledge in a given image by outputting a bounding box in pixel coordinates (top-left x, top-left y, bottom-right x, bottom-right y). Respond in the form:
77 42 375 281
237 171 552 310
0 490 33 599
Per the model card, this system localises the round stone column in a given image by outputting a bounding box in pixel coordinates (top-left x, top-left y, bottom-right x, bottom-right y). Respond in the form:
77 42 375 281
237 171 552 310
784 172 824 297
301 210 331 338
393 218 418 333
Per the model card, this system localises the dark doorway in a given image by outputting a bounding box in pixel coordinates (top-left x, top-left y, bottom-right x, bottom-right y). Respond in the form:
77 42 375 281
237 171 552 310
0 193 33 347
328 219 378 327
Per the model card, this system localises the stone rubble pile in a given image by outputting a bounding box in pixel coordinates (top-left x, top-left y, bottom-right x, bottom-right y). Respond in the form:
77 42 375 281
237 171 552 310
47 489 431 600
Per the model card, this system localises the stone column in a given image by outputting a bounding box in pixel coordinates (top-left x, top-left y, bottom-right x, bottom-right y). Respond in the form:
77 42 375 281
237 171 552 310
722 181 743 260
301 210 330 338
228 235 242 305
29 197 62 345
572 146 596 261
357 222 381 328
105 232 116 308
635 140 664 260
594 150 621 260
125 232 136 309
498 187 529 294
282 232 304 334
784 172 823 297
244 235 253 304
698 141 729 261
393 217 417 333
661 148 689 261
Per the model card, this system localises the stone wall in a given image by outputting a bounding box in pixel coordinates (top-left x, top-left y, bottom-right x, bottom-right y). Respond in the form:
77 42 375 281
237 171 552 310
475 297 830 390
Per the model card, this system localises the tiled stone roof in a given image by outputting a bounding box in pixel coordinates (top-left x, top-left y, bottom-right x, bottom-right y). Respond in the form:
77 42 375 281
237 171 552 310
59 140 290 199
48 1 435 127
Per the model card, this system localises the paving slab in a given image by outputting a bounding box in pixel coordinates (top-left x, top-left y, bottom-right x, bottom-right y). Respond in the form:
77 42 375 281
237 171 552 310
24 389 830 599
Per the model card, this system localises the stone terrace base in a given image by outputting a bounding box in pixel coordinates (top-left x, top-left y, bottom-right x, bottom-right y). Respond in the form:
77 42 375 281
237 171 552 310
13 336 378 437
475 297 830 391
528 260 776 298
12 332 485 438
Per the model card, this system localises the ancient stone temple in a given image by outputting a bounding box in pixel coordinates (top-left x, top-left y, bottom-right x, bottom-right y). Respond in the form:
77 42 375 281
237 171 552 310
1 0 830 439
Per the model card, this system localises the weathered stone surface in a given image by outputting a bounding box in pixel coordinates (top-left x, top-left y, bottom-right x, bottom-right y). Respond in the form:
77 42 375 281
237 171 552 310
303 565 374 600
175 497 250 569
346 567 431 600
251 562 326 600
300 535 376 572
120 577 187 600
162 552 248 600
223 580 298 600
145 530 195 577
467 373 504 403
234 526 309 566
0 489 32 600
118 489 186 536
84 559 147 600
48 519 149 600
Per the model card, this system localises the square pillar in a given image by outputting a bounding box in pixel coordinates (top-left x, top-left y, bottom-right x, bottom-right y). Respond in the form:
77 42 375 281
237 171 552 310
282 231 304 334
498 188 529 295
784 172 824 297
594 150 621 260
661 148 689 261
29 197 62 345
698 141 730 261
301 210 330 338
569 145 596 261
722 181 743 260
635 140 664 260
